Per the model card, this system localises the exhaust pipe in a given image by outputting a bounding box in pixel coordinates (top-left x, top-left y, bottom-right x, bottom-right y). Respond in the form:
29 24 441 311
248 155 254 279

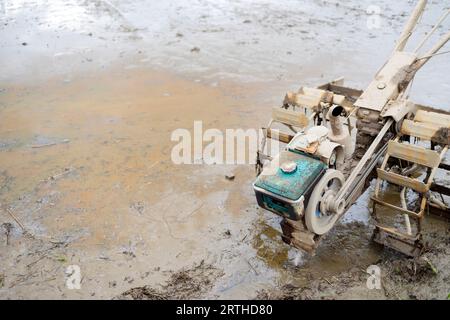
328 105 353 157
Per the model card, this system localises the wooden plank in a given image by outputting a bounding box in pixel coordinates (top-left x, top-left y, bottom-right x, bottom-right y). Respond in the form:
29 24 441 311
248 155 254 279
414 110 450 128
327 84 363 99
374 224 419 240
371 196 422 218
373 226 423 257
439 162 450 171
376 168 429 193
301 87 326 97
415 104 450 117
332 94 354 110
317 81 362 102
317 77 345 90
294 87 326 109
430 183 450 196
428 203 450 221
294 96 319 109
272 108 309 128
387 140 441 168
401 120 449 145
263 128 294 144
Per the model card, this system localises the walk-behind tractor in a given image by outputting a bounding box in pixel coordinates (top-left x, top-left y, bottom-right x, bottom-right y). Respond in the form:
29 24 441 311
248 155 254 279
254 0 450 257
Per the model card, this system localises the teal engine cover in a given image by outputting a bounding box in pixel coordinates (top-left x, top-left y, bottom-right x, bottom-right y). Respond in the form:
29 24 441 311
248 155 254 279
253 150 326 220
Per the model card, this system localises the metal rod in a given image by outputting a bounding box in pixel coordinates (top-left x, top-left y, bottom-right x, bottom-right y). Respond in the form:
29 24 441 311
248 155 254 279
347 142 388 206
404 31 450 84
414 9 450 53
336 118 394 204
394 0 428 52
400 188 413 235
417 49 450 60
419 30 450 60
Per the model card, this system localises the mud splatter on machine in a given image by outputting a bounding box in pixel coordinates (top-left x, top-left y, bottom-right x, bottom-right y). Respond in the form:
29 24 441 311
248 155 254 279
254 0 450 257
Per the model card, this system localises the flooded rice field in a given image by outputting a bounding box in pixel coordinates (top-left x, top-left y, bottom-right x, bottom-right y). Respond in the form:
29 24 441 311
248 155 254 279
0 0 449 299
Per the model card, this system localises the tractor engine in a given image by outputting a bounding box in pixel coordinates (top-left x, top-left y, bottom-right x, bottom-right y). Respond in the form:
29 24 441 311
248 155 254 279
254 113 347 223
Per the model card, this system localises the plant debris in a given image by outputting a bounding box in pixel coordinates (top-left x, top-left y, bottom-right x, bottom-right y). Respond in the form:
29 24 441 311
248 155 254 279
117 261 223 300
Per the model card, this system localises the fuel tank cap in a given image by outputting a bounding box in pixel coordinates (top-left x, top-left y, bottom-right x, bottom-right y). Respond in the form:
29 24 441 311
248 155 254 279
280 161 297 174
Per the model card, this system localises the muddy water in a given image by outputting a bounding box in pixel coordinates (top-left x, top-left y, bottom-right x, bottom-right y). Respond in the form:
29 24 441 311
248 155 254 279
1 1 449 299
0 67 384 299
2 0 449 105
0 68 267 299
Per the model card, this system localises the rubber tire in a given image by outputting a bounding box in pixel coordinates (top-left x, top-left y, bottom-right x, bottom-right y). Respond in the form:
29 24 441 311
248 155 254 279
305 169 345 235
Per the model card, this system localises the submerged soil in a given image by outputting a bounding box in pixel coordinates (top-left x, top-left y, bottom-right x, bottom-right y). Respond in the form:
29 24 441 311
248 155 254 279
256 227 450 300
0 0 449 300
118 260 223 300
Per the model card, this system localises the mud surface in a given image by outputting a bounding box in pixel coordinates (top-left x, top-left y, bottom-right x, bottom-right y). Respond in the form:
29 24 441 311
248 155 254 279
118 260 223 300
1 1 449 299
257 228 450 300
